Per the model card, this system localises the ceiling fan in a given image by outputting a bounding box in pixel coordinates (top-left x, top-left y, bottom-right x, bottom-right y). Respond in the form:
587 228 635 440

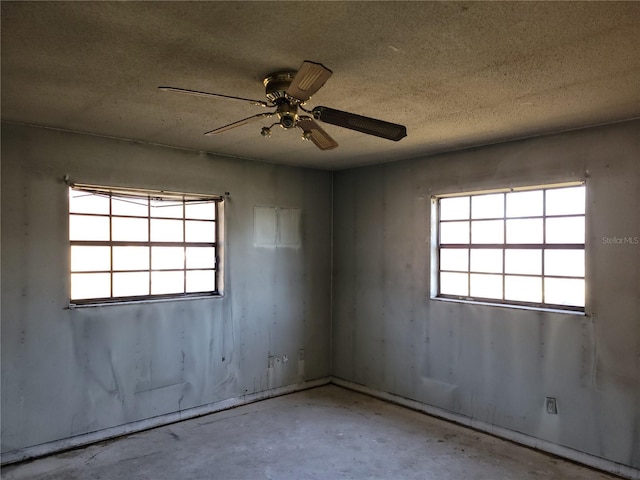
159 60 407 150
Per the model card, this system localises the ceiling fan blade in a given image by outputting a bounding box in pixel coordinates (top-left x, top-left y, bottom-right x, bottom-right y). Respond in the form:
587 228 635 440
159 86 271 107
297 118 339 150
286 61 333 102
312 106 407 141
204 112 275 135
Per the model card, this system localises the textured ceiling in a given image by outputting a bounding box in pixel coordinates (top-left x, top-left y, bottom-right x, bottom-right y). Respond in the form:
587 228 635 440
2 1 639 170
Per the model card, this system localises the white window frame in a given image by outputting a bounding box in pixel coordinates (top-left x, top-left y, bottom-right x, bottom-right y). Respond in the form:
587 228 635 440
69 184 223 305
431 182 586 312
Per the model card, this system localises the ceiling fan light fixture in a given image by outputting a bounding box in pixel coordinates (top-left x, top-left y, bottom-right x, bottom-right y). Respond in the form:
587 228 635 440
280 115 296 129
276 102 298 129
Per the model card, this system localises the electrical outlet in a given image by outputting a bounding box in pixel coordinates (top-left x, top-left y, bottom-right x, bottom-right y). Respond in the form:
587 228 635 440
298 349 305 361
546 397 558 414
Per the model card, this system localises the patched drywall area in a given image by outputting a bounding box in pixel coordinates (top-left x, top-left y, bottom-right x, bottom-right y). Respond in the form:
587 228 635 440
0 124 332 456
332 120 640 470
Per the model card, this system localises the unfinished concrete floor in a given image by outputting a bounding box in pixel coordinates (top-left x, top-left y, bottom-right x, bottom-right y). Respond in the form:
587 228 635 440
2 385 620 480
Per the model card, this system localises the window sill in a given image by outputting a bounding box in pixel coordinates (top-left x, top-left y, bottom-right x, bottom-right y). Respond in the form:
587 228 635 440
431 296 587 316
68 293 223 309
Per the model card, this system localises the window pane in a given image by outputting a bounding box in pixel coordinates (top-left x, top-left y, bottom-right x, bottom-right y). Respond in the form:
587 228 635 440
112 217 149 241
151 219 184 242
440 221 469 244
440 197 469 220
69 190 110 214
505 275 542 303
440 248 468 272
546 217 584 244
113 272 149 297
113 246 149 271
506 218 543 244
470 273 502 299
186 270 216 293
440 272 468 296
111 196 148 217
186 247 216 269
151 271 184 295
545 277 585 307
545 249 585 277
470 249 502 273
471 193 504 219
546 186 585 215
150 199 183 218
505 249 542 275
71 273 110 300
70 215 110 241
471 220 504 244
506 190 543 218
185 202 216 220
152 247 184 270
71 246 110 272
185 220 215 242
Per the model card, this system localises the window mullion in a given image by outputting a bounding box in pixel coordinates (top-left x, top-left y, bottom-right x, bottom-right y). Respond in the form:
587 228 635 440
183 198 187 294
437 199 442 297
542 189 547 304
214 201 219 293
148 196 152 296
109 192 114 298
502 193 506 300
467 196 471 297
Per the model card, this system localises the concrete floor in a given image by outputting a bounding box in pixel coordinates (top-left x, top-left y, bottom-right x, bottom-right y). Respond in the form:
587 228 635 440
2 385 621 480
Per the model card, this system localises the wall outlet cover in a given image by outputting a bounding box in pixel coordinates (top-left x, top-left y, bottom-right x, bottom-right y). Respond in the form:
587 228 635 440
546 397 558 414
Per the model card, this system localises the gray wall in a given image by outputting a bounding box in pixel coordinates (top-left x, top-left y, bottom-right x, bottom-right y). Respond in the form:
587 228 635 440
332 120 640 469
1 124 332 454
2 119 639 470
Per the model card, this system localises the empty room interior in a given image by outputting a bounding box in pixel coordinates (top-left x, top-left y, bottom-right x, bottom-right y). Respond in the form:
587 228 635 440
1 2 639 479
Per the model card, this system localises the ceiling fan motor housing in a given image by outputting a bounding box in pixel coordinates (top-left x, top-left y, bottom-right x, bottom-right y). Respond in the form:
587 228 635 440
263 71 296 103
264 71 301 129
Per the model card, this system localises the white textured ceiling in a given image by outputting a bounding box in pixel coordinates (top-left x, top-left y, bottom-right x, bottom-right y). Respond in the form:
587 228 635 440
2 1 639 170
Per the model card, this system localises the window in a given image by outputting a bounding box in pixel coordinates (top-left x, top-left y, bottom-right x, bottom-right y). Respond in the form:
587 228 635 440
69 185 221 304
434 183 585 311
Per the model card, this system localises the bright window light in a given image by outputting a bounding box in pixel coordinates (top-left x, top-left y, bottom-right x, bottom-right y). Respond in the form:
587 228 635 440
436 184 585 311
470 248 503 273
69 186 221 304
